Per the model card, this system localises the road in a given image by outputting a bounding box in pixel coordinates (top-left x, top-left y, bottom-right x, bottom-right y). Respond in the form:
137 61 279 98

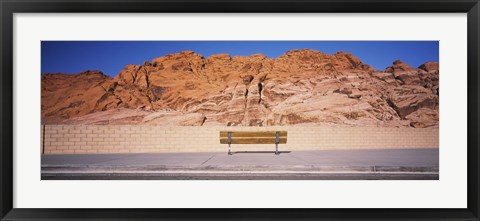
42 148 439 180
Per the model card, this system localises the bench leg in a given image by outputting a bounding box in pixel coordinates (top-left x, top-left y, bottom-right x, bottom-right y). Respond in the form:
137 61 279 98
275 143 279 155
228 144 232 155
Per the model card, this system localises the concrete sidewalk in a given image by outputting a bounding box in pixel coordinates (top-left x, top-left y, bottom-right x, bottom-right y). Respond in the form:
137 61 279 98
42 148 439 180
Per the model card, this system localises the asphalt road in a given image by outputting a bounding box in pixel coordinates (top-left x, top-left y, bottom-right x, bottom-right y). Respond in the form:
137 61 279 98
42 148 439 180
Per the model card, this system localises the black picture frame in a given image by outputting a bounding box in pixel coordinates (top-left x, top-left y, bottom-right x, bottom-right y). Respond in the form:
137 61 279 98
1 0 479 220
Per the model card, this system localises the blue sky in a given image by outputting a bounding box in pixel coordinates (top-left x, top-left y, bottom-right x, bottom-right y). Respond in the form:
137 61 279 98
42 41 439 77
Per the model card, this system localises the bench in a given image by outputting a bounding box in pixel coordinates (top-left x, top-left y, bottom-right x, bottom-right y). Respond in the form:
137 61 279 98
219 131 287 155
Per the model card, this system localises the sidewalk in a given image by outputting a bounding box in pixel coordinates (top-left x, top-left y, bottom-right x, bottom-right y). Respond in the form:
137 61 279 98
42 148 439 180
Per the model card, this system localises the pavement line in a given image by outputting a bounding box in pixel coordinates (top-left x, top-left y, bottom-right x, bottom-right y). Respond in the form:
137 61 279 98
286 153 312 165
42 170 439 175
200 154 217 165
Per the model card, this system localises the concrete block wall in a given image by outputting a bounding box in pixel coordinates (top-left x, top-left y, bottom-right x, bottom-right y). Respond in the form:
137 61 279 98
41 125 439 154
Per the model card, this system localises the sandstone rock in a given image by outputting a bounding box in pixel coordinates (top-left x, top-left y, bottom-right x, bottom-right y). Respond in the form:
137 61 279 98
418 61 439 73
385 60 414 73
405 108 439 128
142 112 206 126
42 50 439 128
41 70 112 124
63 108 150 125
386 85 438 118
348 89 362 99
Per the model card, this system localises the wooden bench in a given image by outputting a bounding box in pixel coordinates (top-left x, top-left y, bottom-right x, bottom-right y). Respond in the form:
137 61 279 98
219 131 287 155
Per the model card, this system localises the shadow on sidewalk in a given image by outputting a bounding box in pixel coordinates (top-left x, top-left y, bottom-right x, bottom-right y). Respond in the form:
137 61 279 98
230 151 291 155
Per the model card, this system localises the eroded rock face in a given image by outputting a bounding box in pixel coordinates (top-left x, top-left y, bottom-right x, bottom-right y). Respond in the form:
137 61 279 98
142 112 206 126
41 70 112 124
386 86 438 118
418 62 439 73
42 50 439 128
405 108 439 128
62 108 150 125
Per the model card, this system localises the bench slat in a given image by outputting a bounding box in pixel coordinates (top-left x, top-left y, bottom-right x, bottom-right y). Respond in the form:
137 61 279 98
220 138 287 144
219 131 287 138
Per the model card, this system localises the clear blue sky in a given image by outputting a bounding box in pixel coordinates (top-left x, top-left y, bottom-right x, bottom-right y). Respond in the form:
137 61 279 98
42 41 439 77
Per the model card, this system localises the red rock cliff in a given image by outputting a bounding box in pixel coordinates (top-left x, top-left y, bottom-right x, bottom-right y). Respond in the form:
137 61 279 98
41 49 439 127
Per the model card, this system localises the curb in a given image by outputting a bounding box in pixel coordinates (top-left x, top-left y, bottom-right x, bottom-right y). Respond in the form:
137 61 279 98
42 165 439 173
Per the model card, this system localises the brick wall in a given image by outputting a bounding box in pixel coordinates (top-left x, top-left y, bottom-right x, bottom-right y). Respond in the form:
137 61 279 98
41 125 439 154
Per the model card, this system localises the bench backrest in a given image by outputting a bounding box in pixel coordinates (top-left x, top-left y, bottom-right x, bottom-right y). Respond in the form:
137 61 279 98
219 131 287 144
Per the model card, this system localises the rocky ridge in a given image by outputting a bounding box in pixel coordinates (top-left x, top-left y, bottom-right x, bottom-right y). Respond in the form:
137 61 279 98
41 49 439 127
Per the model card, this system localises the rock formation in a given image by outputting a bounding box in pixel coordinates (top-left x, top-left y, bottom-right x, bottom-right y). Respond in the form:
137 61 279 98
41 49 439 127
